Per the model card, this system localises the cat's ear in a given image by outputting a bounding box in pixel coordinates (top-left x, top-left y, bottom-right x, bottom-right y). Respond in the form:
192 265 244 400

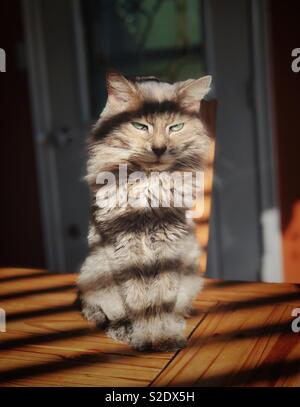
178 75 212 112
105 70 137 111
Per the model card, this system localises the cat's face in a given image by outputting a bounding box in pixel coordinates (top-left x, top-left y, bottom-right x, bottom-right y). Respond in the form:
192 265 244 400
88 72 212 183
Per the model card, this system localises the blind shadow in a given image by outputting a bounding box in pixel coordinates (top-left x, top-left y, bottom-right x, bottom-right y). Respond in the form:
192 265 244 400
0 283 75 301
203 291 300 313
7 303 78 323
168 358 300 387
0 271 48 283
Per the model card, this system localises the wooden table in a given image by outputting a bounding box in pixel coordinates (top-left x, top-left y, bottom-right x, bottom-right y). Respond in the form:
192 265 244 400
0 268 300 387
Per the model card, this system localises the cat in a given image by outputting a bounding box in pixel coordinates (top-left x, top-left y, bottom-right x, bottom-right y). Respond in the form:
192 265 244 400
77 71 212 351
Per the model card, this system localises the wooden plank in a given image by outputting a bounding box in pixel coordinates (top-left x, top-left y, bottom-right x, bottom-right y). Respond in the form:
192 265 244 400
1 268 300 386
194 98 217 274
0 269 208 387
0 268 47 280
283 202 300 283
195 140 215 273
151 302 300 387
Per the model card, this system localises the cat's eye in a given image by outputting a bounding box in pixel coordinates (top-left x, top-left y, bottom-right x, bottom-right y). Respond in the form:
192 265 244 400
169 123 184 132
132 122 148 131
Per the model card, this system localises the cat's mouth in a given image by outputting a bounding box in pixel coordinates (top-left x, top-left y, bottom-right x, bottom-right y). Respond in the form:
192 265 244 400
137 159 172 172
130 155 173 172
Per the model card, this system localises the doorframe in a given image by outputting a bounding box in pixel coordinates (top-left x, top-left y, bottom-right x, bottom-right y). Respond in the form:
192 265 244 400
22 0 64 272
249 0 283 281
202 0 282 281
22 0 91 273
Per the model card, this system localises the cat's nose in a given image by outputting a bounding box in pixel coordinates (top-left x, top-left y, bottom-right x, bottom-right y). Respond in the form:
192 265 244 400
151 145 167 157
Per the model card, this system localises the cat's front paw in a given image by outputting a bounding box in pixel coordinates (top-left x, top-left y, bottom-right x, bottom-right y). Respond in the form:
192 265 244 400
106 321 132 345
134 336 187 352
157 337 187 352
81 304 108 328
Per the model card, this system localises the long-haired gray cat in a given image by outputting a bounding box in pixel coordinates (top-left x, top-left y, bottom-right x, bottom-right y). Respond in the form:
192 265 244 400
77 71 212 351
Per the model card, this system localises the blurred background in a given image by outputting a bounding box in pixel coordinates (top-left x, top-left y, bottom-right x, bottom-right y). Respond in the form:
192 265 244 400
0 0 300 283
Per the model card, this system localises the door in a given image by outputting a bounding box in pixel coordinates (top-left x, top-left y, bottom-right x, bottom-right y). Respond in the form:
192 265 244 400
23 0 280 280
23 0 92 273
204 0 282 281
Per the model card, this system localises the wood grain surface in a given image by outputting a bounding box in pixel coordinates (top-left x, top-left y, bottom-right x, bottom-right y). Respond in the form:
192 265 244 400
0 268 300 387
